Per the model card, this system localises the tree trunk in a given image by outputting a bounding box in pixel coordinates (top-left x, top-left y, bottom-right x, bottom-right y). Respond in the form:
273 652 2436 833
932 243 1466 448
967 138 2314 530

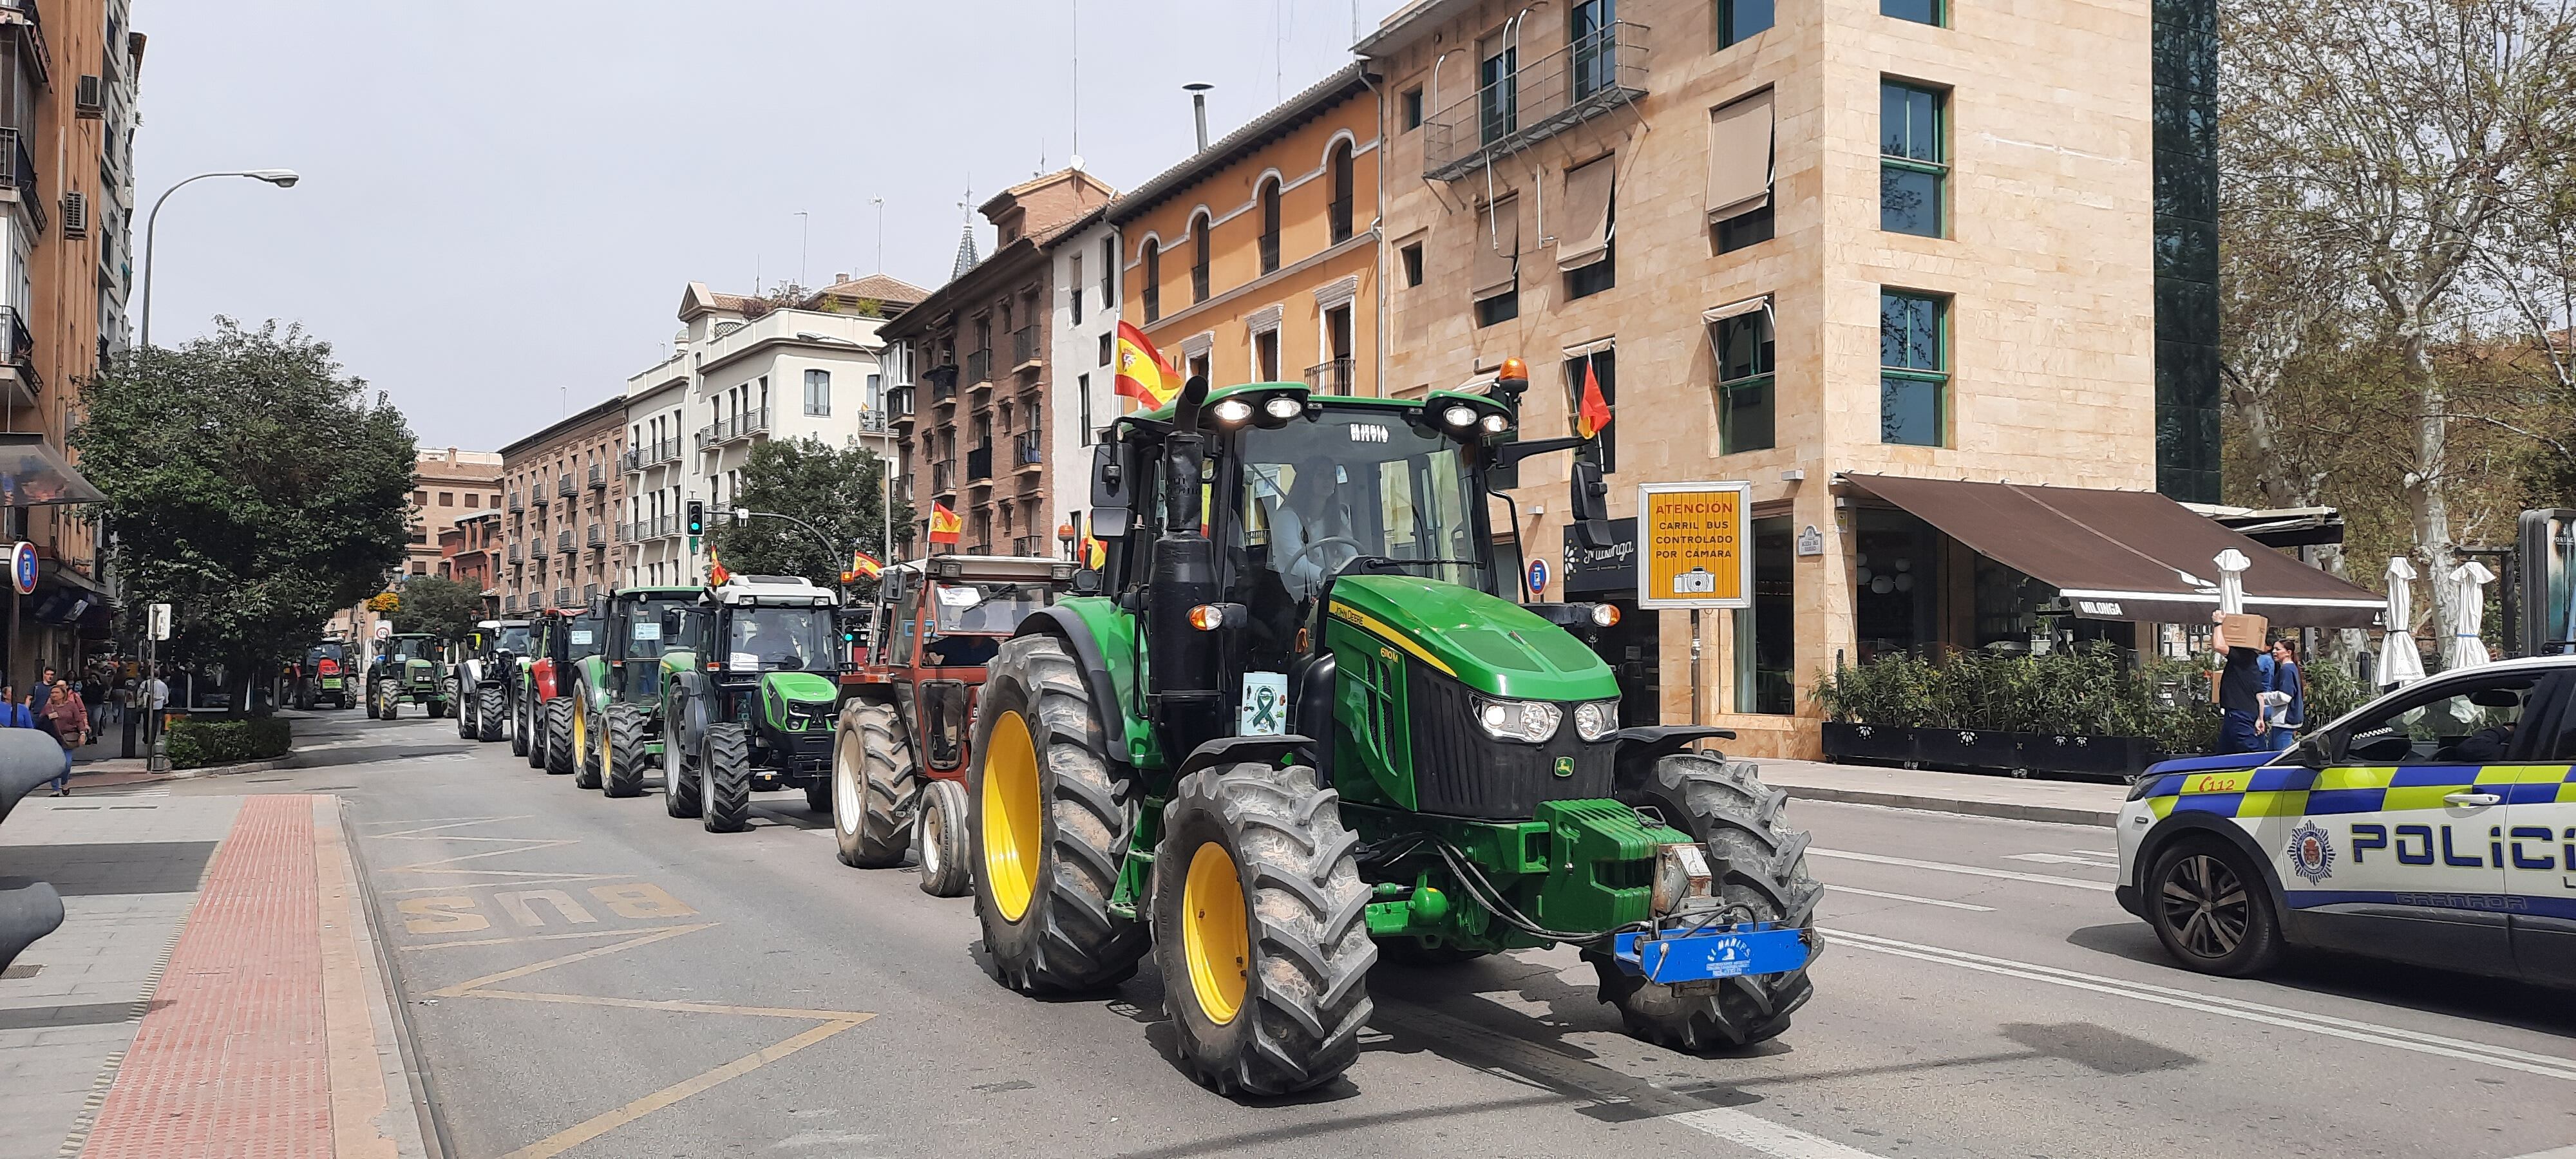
2400 329 2459 668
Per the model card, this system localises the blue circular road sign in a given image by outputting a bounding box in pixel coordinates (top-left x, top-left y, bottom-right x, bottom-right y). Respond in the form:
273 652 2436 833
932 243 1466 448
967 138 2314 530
1528 558 1549 596
10 541 34 595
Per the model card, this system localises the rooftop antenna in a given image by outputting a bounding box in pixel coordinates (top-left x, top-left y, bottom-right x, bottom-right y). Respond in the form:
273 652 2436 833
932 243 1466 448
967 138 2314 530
1185 82 1213 151
1070 0 1080 158
795 211 810 288
871 196 886 272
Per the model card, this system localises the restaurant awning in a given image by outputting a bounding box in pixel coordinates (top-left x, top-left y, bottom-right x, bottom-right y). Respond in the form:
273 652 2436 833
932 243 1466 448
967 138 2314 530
0 434 104 506
1841 474 2387 628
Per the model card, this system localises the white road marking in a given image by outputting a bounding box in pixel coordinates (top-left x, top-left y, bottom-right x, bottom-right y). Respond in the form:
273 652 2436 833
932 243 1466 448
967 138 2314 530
1810 849 2114 892
1822 885 1994 912
1667 1107 1889 1158
1830 929 2576 1082
2505 1146 2576 1158
2005 852 2117 867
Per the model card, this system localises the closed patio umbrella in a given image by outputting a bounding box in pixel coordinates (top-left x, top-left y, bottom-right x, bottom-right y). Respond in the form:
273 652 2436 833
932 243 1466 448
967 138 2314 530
2213 549 2250 616
2448 560 2496 670
2380 557 2426 688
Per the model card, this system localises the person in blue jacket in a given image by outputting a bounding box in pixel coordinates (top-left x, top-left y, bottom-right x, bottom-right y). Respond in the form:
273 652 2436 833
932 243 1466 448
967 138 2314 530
2265 637 2307 751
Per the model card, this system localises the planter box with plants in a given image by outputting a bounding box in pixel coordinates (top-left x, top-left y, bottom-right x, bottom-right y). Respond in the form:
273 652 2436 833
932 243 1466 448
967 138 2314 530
166 715 294 770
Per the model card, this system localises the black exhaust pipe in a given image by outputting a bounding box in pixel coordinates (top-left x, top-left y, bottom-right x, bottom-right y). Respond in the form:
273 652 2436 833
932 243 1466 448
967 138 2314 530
1150 377 1224 750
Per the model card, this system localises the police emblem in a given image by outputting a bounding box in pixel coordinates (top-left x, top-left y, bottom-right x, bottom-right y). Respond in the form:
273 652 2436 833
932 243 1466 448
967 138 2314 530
2286 820 2335 884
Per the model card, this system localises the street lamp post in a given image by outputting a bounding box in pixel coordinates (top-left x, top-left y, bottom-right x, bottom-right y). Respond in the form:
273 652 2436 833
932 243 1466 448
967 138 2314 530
140 169 300 349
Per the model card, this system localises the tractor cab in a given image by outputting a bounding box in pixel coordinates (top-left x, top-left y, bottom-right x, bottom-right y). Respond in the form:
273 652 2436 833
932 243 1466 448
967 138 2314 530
601 587 698 702
658 575 844 831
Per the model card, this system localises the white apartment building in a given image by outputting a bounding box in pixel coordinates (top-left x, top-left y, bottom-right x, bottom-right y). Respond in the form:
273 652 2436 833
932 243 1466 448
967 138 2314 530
621 275 926 587
1046 213 1120 537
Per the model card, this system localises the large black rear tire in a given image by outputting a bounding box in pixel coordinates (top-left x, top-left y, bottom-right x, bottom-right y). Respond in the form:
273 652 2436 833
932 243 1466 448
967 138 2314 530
664 726 702 818
603 704 647 798
456 687 474 739
969 635 1147 994
833 702 917 869
477 688 504 742
1595 754 1821 1051
1153 760 1374 1097
513 690 534 760
543 699 574 776
702 722 753 833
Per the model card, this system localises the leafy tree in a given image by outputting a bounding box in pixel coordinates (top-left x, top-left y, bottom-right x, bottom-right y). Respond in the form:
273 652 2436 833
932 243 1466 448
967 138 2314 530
389 576 483 643
701 437 904 590
80 320 415 710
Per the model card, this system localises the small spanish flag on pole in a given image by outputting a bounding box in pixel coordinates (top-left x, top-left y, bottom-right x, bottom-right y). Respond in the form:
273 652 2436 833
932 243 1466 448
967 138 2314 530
842 549 883 584
928 502 963 546
1112 320 1182 411
707 546 731 586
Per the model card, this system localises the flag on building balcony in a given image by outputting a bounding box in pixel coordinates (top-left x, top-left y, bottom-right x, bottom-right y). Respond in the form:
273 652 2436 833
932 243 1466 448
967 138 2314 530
929 502 963 545
1575 359 1614 440
1112 321 1182 410
842 549 884 584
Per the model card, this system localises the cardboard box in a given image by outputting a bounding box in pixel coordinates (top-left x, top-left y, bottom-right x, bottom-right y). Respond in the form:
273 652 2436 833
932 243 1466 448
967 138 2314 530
2217 612 2269 651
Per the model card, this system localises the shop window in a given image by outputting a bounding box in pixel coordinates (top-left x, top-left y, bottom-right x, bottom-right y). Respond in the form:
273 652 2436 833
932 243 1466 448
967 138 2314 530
1881 80 1946 237
1884 0 1942 25
1559 156 1616 299
1717 0 1773 48
1734 515 1794 713
1854 509 1937 659
1879 290 1946 446
1714 308 1775 453
1563 349 1617 473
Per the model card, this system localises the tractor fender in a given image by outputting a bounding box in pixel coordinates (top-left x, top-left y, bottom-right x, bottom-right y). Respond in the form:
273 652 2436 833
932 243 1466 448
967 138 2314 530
1172 735 1316 784
1611 725 1738 793
1016 607 1128 760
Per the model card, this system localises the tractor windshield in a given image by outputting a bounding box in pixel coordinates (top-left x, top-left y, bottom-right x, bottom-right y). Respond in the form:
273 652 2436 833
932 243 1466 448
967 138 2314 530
726 607 838 672
933 583 1043 635
621 598 690 659
494 625 531 654
1234 410 1486 601
567 616 602 661
388 638 430 664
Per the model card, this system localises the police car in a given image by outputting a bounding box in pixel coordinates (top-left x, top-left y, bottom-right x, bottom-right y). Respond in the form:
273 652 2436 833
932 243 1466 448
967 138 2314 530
2117 654 2574 985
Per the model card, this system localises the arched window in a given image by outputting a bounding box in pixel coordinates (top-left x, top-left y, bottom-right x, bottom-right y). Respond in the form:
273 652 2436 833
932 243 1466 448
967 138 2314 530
1191 211 1212 303
1328 142 1355 243
1258 179 1283 274
1142 240 1162 323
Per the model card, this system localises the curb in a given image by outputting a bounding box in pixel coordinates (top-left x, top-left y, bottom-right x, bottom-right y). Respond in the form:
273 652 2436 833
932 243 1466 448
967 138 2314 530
1776 784 2120 827
337 802 448 1159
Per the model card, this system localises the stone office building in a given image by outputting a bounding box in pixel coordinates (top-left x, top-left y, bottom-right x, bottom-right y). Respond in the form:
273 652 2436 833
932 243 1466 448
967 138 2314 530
499 397 627 615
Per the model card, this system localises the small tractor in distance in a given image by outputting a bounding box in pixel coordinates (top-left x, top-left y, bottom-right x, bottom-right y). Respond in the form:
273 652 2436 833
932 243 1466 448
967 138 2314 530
660 575 845 833
291 640 353 710
455 619 529 743
834 553 1076 896
968 372 1820 1096
515 608 601 775
366 633 449 720
578 586 700 798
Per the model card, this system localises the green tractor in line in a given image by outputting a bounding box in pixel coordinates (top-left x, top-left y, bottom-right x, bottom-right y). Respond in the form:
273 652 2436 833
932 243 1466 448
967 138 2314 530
366 633 450 720
659 575 846 832
967 373 1820 1096
571 586 701 798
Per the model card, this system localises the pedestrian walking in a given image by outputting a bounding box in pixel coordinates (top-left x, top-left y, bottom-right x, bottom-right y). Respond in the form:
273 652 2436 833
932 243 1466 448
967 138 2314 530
27 665 55 722
2264 638 2306 752
34 681 78 795
2217 634 2268 755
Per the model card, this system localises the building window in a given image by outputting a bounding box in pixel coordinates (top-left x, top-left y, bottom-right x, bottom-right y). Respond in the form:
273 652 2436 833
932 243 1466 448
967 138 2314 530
1559 155 1615 299
1188 352 1210 384
1401 86 1423 130
1717 205 1774 253
1881 80 1946 237
1142 240 1161 322
1254 328 1280 382
1564 350 1616 473
1717 0 1773 47
1401 242 1424 287
1191 212 1212 303
1078 372 1094 444
1479 32 1519 144
1070 253 1084 324
1328 140 1355 244
1880 290 1946 446
438 491 453 506
1569 0 1619 102
866 372 882 413
1257 180 1282 274
1099 332 1113 366
413 490 428 507
1884 0 1941 24
1099 236 1116 303
1714 307 1775 453
1709 90 1776 250
1476 292 1520 326
804 368 831 416
1733 514 1794 713
1472 196 1520 326
1322 304 1354 394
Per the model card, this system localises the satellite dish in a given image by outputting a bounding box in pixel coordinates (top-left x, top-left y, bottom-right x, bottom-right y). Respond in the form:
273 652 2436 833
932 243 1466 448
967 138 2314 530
1070 154 1086 172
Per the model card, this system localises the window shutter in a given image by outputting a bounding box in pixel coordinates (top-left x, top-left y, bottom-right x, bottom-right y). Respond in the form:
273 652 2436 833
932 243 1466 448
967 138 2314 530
1555 156 1616 272
1707 90 1776 222
1472 196 1520 298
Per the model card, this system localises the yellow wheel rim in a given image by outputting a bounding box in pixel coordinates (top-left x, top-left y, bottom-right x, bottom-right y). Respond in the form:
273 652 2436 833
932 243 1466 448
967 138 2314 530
1181 840 1249 1025
980 710 1042 923
600 718 612 777
573 700 587 754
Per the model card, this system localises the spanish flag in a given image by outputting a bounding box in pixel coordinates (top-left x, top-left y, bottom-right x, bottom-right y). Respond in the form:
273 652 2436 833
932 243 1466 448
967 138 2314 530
1081 532 1106 569
1112 321 1182 410
928 502 963 545
1575 359 1614 440
707 547 731 586
842 549 883 583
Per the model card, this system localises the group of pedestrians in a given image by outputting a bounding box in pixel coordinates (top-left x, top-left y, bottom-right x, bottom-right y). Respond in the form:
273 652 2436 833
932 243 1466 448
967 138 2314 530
2217 634 2307 755
1 666 90 795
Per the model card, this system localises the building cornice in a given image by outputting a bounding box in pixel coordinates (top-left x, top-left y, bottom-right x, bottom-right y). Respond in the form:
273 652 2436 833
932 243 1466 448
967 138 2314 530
695 332 882 380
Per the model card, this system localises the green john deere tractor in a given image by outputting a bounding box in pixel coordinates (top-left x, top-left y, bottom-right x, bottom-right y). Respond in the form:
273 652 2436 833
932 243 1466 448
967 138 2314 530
969 373 1820 1096
661 575 845 832
367 633 450 720
573 586 701 798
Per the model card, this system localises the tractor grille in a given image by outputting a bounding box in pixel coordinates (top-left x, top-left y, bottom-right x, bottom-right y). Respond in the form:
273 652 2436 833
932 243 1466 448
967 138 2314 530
1405 666 1614 819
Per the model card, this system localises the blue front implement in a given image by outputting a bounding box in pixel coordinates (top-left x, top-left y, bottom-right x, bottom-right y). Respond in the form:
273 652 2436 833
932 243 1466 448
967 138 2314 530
1611 921 1812 985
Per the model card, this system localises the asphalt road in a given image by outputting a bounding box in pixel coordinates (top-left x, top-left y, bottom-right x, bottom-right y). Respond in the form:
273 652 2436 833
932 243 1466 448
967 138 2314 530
146 710 2576 1159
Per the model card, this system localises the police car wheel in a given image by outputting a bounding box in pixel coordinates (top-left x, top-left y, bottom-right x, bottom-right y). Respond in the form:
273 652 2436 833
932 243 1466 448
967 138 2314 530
2146 838 2282 976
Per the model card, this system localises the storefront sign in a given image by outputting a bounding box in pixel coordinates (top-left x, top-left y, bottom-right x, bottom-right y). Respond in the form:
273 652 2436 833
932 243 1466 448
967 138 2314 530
9 540 34 595
1636 483 1751 610
1562 517 1639 596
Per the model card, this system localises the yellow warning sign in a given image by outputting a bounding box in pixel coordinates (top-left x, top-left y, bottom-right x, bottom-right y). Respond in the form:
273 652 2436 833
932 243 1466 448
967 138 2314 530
1638 482 1750 609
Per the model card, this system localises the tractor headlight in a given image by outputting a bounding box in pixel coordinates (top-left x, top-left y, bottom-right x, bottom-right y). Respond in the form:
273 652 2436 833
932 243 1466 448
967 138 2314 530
1574 700 1619 742
1212 399 1254 424
1473 695 1561 743
1442 404 1479 429
1480 413 1511 435
1263 396 1303 420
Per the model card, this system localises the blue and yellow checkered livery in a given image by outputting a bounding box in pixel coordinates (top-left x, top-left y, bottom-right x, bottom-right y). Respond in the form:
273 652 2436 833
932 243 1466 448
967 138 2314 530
2136 764 2576 819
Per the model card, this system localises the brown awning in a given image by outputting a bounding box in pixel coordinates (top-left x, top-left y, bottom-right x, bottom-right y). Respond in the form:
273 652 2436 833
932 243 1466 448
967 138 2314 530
1472 196 1520 299
1842 474 2387 628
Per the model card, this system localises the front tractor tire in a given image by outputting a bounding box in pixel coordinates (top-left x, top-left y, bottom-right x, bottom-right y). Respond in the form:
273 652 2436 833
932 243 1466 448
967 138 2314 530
663 720 703 819
375 683 399 721
602 704 648 798
968 634 1147 994
833 702 919 869
571 690 602 789
477 688 504 742
702 722 753 833
513 692 536 762
543 699 574 776
1596 754 1823 1052
1151 760 1374 1097
916 778 972 898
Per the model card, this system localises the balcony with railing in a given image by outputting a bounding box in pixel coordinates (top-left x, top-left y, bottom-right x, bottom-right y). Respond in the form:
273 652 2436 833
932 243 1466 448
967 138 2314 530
0 305 35 406
1424 22 1649 180
923 364 958 404
587 524 607 548
588 462 607 489
857 410 889 433
931 460 956 496
0 126 41 236
556 473 578 497
528 536 549 559
1013 429 1043 469
619 449 640 474
556 530 574 553
506 544 523 563
531 486 550 508
583 583 600 601
966 444 994 483
1010 325 1041 368
965 348 992 386
1305 357 1356 396
508 491 526 513
554 586 573 607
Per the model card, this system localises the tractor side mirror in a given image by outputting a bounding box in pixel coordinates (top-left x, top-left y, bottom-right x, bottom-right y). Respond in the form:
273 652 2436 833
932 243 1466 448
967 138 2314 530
1070 569 1103 596
1570 460 1612 550
1089 442 1132 538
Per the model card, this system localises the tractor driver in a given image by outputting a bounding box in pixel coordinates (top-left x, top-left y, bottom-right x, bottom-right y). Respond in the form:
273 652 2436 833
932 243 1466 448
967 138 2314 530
733 611 817 671
1262 455 1364 601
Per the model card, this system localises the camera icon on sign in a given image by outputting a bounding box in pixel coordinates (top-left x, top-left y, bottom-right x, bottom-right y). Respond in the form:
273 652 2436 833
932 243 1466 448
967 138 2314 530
1673 567 1716 594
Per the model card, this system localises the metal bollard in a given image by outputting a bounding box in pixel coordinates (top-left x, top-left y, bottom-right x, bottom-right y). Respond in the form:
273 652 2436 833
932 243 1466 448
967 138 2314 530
0 730 72 970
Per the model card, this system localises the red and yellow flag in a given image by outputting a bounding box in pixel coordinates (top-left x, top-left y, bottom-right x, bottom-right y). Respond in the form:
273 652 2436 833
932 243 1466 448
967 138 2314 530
1081 532 1106 569
1575 360 1614 440
1112 321 1182 410
842 549 883 583
928 502 963 545
707 547 731 586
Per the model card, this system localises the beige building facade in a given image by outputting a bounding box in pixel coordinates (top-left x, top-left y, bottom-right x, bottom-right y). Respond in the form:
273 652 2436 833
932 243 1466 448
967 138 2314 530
404 448 502 579
499 397 627 614
1360 0 2157 755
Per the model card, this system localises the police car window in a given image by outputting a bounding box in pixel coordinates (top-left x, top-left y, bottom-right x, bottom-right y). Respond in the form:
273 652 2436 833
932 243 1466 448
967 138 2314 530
2342 675 2535 765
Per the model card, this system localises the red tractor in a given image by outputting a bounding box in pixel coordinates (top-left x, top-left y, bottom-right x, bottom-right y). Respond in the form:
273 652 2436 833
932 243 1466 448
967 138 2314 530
831 554 1074 895
513 607 602 775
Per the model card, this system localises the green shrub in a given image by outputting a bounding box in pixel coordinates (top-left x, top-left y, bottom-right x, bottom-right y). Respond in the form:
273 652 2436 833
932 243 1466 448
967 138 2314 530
167 715 294 769
1812 642 2222 754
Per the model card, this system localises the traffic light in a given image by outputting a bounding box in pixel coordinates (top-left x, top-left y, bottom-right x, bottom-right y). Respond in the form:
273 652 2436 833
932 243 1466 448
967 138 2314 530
685 500 705 536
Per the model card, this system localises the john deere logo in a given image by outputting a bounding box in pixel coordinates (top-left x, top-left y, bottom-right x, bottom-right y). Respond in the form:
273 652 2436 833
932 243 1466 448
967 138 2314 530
1552 756 1576 778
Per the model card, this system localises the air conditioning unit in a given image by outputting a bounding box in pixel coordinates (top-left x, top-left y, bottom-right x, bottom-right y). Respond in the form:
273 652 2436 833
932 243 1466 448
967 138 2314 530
61 192 86 239
75 75 102 118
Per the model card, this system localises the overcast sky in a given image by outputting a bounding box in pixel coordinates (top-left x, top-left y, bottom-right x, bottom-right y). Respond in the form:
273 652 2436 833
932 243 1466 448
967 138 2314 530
132 1 1409 450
